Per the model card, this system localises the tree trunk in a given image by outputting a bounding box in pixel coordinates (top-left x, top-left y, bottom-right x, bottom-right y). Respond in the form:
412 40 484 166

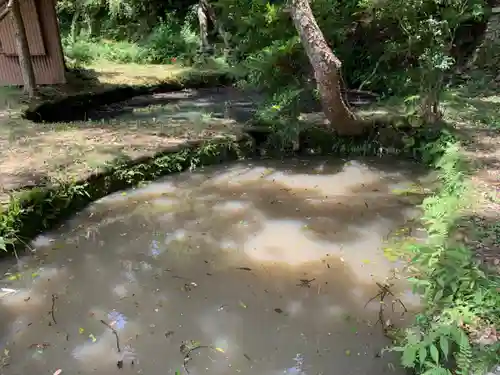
289 0 363 135
200 0 230 56
10 0 36 98
197 2 210 54
70 8 81 43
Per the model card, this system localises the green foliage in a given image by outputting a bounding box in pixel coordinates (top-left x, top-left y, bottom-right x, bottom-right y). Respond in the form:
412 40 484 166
360 0 487 109
63 37 149 65
62 8 201 66
389 139 500 374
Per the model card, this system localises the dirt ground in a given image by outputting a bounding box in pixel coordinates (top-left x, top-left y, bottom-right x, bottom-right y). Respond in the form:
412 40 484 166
0 64 250 203
443 75 500 271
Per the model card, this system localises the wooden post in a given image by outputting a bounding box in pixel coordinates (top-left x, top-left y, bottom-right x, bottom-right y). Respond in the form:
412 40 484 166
10 0 36 97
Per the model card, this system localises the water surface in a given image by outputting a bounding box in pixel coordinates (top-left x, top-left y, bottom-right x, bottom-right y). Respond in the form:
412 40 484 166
0 157 429 375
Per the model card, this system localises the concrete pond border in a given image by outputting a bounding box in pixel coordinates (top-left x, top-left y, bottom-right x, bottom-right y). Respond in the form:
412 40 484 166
1 71 448 258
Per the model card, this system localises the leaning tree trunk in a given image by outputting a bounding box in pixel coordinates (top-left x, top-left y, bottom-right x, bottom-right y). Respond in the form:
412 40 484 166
289 0 364 135
10 0 36 98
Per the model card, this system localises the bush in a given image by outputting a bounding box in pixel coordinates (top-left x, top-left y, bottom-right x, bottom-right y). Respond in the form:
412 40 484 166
62 9 201 67
63 37 148 65
142 10 200 64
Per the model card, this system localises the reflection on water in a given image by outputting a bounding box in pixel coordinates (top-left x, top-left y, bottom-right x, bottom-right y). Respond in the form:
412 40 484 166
0 157 430 375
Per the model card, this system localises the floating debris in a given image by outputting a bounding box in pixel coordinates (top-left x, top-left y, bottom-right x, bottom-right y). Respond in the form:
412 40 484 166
182 282 198 292
296 278 315 288
180 340 225 374
50 294 58 325
99 319 121 353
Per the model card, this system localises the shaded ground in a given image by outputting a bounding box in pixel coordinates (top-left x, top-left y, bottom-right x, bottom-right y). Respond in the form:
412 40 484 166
441 74 500 271
0 157 427 375
0 86 261 198
0 64 252 203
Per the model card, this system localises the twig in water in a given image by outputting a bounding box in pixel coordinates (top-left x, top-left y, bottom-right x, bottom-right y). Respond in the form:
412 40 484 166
180 342 223 374
50 294 57 325
100 319 121 353
365 282 407 337
181 343 210 374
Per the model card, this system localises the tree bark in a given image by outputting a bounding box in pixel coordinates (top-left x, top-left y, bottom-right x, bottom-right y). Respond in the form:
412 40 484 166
70 8 81 43
200 0 230 56
10 0 36 98
289 0 364 135
197 2 210 53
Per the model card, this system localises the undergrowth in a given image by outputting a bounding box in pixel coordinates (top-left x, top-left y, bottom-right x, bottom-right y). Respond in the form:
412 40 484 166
62 7 203 66
389 139 500 375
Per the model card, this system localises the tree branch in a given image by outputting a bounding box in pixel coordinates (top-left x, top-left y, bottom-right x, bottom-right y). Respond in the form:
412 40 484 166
0 0 13 23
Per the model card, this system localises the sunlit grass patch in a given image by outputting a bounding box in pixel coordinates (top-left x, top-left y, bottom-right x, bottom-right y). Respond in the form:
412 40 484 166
87 61 191 86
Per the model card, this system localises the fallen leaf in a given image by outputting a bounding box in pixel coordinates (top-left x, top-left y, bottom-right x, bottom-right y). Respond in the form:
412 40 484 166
239 301 247 309
214 347 225 353
78 327 84 334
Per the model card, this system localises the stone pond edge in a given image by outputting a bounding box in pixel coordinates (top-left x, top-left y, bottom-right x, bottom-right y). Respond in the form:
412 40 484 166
2 68 449 257
0 122 446 257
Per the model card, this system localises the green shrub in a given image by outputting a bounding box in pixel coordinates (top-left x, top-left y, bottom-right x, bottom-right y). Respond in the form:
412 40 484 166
389 140 500 375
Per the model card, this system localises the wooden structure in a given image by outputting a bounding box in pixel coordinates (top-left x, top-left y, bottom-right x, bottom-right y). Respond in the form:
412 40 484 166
0 0 65 86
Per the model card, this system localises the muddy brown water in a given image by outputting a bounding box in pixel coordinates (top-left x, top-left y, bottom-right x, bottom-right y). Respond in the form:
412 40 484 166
0 156 431 375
